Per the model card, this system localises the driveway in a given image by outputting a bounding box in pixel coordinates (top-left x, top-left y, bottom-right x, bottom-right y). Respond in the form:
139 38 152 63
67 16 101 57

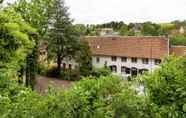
35 76 73 94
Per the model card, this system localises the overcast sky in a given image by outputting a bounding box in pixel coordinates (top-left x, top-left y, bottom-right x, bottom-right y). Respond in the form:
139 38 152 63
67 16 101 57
5 0 186 24
66 0 186 24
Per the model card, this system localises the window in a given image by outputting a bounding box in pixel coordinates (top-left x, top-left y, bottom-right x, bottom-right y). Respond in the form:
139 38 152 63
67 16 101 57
111 56 117 61
125 68 131 74
155 59 161 65
131 57 137 63
96 57 100 63
110 65 117 73
121 57 127 62
142 58 149 64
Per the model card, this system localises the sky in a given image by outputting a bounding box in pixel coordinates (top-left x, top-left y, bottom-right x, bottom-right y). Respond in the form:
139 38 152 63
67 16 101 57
66 0 186 24
5 0 186 24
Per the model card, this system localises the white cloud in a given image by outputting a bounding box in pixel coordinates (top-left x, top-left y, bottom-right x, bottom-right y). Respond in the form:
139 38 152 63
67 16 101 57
66 0 186 24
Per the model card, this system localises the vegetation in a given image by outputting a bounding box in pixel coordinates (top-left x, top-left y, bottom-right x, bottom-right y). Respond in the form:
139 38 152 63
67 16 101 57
143 56 186 117
47 0 80 72
0 7 35 80
1 55 186 117
1 0 186 117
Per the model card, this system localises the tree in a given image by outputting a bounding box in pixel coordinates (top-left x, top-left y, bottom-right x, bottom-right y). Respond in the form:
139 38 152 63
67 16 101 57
48 0 80 72
76 40 92 76
170 34 186 45
14 0 54 36
74 24 87 36
119 24 129 36
141 22 161 36
14 0 55 88
143 56 186 117
0 8 35 79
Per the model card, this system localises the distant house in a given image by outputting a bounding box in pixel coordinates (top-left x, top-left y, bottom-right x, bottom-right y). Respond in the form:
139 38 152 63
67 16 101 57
97 28 119 36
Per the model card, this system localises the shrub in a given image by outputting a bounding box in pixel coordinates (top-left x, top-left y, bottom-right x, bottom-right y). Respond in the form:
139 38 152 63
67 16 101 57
143 56 186 117
60 69 80 81
37 64 48 75
90 67 112 78
46 67 60 78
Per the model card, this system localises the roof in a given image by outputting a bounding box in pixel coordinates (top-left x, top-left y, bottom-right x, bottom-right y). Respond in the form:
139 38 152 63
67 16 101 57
170 46 186 57
84 36 169 59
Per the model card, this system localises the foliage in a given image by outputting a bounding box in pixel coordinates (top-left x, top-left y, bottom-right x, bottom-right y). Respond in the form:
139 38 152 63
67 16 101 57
143 56 186 117
170 34 186 45
76 40 93 77
38 63 48 75
141 22 162 36
60 69 81 81
14 0 54 36
90 67 112 78
0 8 35 79
48 0 80 71
0 74 147 118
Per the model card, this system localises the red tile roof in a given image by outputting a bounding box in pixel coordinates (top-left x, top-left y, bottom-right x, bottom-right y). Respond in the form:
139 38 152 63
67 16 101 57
84 36 169 59
170 46 186 57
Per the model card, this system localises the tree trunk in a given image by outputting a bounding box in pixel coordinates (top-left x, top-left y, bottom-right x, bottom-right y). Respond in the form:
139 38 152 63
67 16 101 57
57 54 61 72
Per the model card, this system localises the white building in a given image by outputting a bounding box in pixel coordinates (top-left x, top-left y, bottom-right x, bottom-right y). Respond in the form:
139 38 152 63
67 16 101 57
85 36 169 78
60 36 186 78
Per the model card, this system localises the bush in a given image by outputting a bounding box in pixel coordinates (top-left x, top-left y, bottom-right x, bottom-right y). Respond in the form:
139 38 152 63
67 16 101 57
37 64 48 75
0 75 147 118
60 69 80 81
90 67 112 78
143 56 186 117
46 67 60 78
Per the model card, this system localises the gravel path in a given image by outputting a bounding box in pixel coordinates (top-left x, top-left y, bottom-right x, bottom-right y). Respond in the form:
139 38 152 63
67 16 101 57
35 76 73 94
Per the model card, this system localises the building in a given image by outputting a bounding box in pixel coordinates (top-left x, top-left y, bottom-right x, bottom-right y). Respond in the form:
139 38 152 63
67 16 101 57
170 46 186 57
97 28 119 36
84 36 170 78
47 36 186 78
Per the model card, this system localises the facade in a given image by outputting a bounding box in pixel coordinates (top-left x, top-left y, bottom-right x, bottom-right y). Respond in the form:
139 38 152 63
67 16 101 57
85 36 169 78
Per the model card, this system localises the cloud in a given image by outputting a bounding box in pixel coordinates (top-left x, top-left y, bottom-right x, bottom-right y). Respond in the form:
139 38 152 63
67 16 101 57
5 0 186 24
66 0 186 24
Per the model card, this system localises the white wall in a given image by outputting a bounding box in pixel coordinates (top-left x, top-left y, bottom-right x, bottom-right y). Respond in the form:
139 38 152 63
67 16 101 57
92 56 159 77
62 58 78 69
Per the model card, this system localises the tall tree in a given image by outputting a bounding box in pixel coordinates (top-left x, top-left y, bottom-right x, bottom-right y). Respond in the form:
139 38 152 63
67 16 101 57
13 0 55 88
48 0 80 72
